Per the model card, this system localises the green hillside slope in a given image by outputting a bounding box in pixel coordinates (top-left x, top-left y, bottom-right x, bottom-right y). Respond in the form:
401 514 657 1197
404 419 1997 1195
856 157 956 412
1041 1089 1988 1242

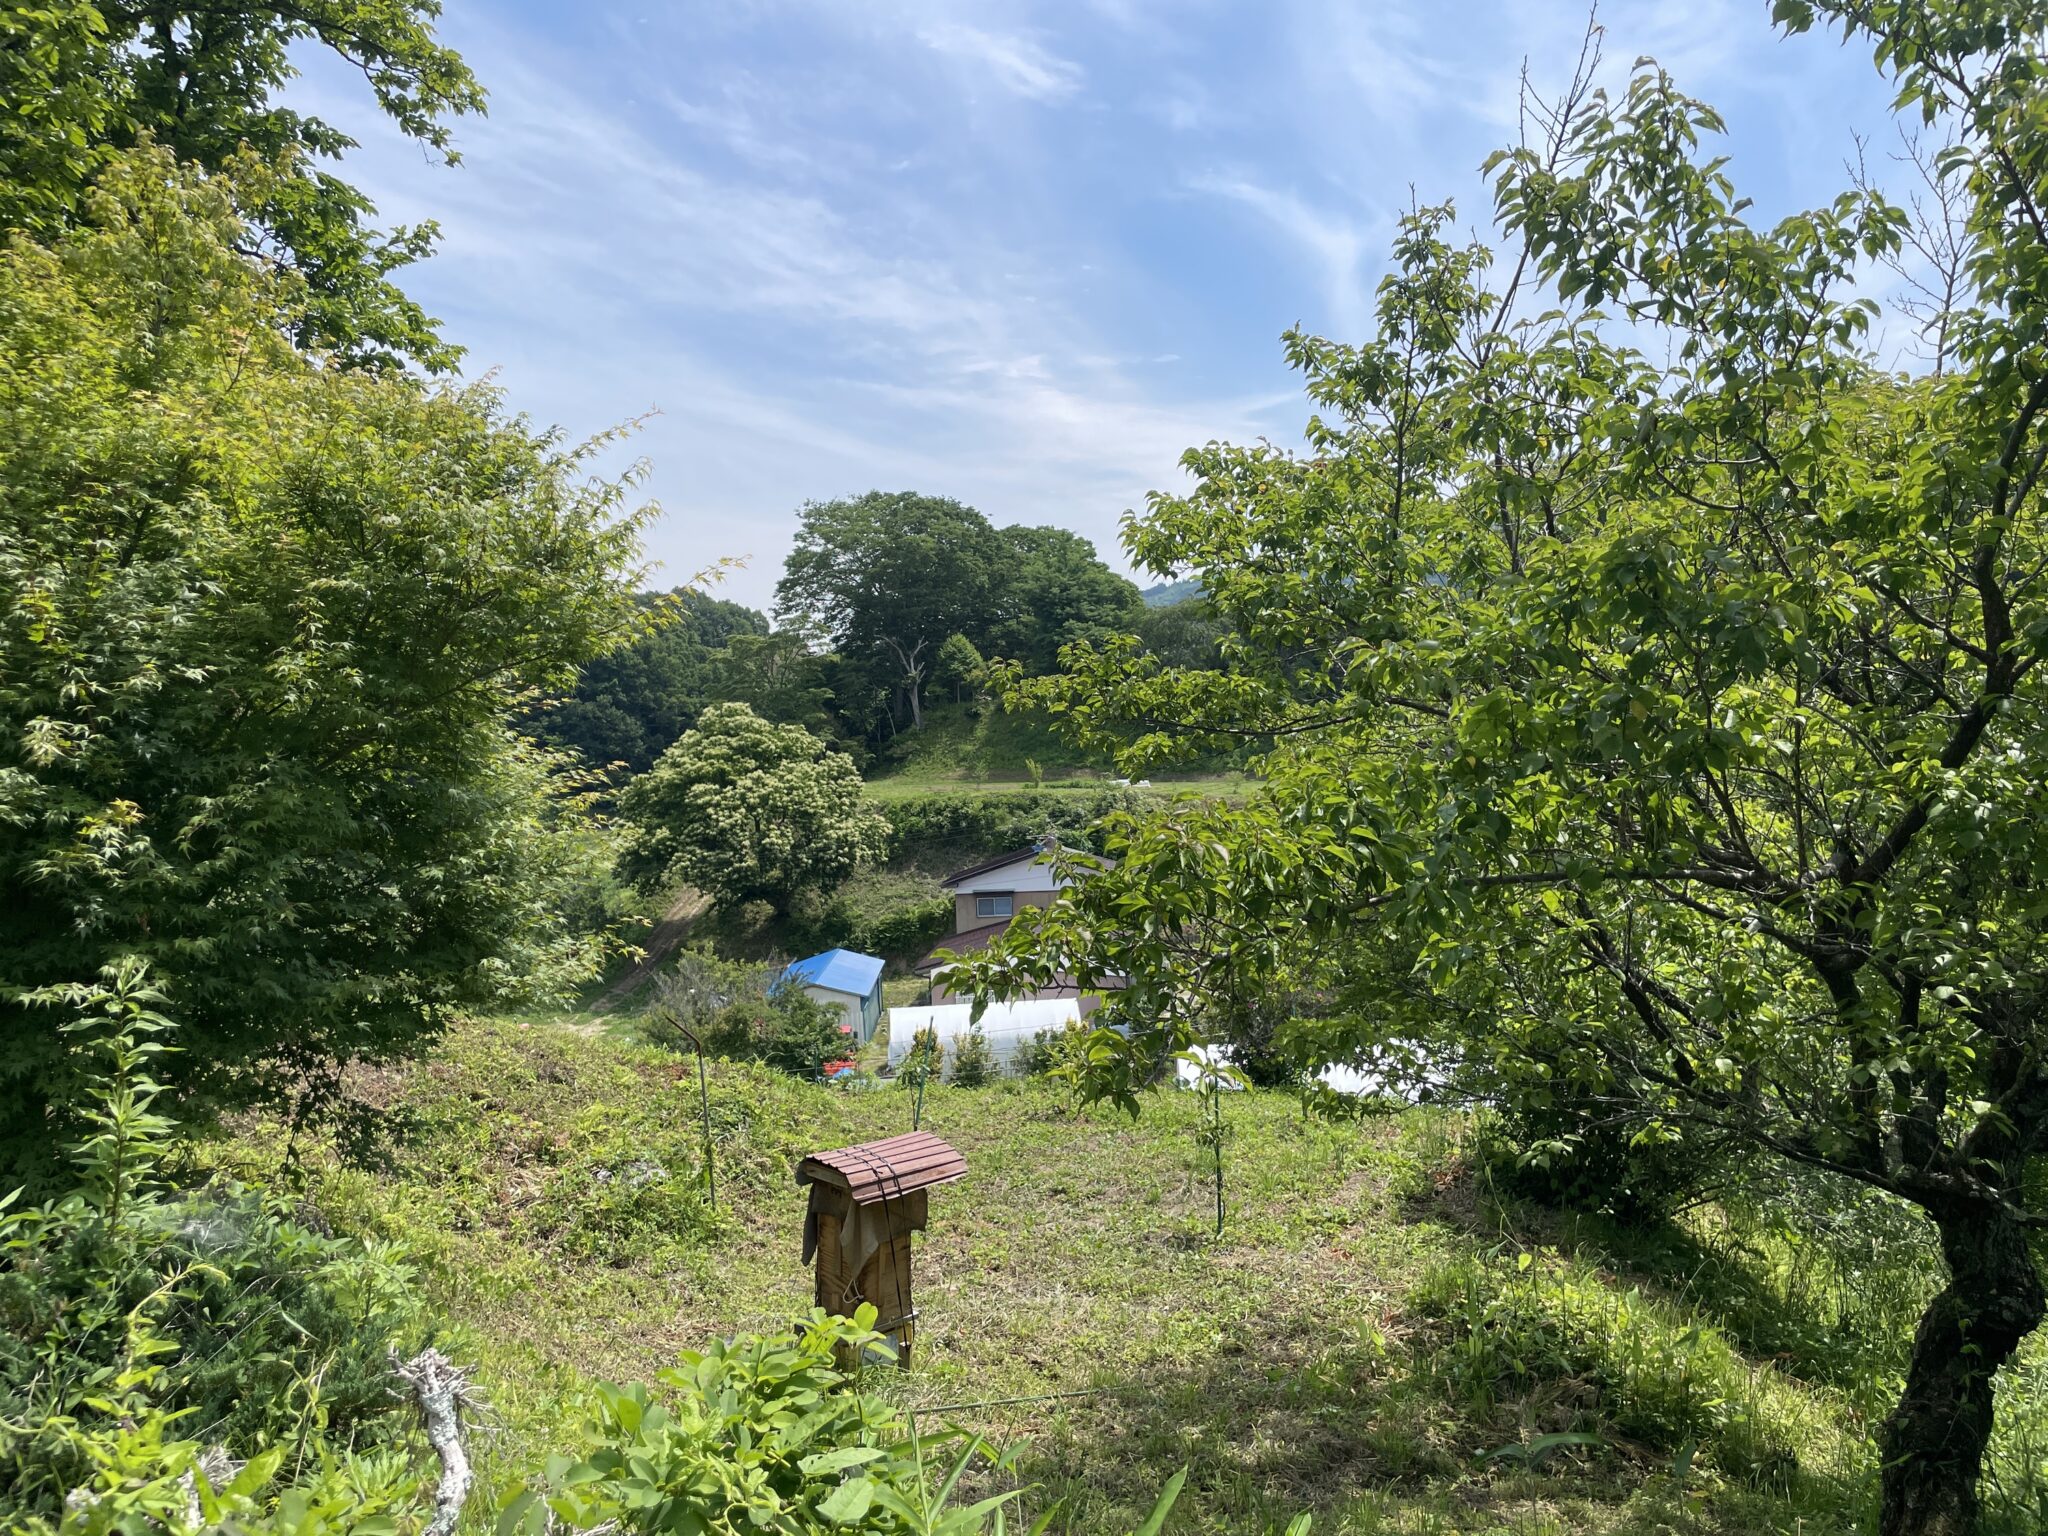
205 1015 2048 1535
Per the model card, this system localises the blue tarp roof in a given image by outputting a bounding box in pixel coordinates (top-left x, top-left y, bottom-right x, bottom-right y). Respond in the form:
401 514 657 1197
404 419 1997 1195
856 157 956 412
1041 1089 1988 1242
783 948 885 998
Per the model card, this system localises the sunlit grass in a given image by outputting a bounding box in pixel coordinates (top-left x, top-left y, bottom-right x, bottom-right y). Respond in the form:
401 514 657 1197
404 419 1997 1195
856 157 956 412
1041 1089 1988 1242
212 1016 2047 1534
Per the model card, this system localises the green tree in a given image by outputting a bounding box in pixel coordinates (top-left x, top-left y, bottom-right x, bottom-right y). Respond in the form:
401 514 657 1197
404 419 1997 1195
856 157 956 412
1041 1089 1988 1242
0 0 483 370
0 153 645 1173
1133 595 1227 672
931 632 986 704
618 704 888 915
530 589 769 774
969 9 2048 1531
775 492 1003 731
985 524 1144 674
705 629 846 743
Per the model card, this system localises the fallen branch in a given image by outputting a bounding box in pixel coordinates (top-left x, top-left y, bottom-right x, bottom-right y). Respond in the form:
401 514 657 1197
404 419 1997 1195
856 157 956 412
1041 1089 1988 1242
394 1347 477 1536
181 1446 241 1525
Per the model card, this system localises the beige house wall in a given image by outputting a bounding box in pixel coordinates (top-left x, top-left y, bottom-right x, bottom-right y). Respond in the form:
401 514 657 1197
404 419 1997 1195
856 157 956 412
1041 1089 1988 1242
952 887 1054 932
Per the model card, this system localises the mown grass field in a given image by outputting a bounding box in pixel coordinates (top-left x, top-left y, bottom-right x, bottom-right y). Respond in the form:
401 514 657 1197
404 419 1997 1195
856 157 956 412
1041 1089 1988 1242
860 774 1250 802
859 702 1249 800
207 1016 2048 1535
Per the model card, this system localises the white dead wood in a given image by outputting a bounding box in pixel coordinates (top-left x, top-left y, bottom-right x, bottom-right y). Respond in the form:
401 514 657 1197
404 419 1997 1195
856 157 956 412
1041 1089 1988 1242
394 1347 477 1536
179 1446 241 1525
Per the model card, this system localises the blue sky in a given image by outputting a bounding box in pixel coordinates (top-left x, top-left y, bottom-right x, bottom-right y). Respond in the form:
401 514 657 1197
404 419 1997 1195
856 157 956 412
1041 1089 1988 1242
299 2 1904 611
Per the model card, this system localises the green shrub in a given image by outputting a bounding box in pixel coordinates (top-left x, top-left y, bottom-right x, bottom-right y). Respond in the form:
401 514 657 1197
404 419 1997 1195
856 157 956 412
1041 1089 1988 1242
876 788 1148 865
898 1027 944 1089
507 1308 1203 1536
855 896 955 960
650 952 852 1079
1411 1249 1796 1481
505 1308 1023 1535
1 962 439 1528
1474 1097 1705 1226
1017 1027 1062 1077
781 880 953 963
950 1028 996 1087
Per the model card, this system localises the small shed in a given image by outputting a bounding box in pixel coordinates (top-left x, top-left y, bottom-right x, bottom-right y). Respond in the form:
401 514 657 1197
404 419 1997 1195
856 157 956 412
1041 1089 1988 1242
782 949 886 1043
796 1131 965 1367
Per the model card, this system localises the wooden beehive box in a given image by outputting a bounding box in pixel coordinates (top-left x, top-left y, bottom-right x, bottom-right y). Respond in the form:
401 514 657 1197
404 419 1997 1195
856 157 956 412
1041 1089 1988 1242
796 1130 966 1368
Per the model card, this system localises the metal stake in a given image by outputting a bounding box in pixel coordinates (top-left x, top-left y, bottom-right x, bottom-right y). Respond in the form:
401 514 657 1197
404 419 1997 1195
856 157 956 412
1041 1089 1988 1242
674 1022 715 1209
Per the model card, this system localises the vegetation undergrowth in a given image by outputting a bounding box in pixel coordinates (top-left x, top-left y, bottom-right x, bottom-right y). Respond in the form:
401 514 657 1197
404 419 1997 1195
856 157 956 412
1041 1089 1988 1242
0 963 447 1532
208 1012 2048 1535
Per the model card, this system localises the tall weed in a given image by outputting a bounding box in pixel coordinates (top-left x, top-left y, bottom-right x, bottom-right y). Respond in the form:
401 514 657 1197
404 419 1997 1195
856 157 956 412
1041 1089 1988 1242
0 962 439 1529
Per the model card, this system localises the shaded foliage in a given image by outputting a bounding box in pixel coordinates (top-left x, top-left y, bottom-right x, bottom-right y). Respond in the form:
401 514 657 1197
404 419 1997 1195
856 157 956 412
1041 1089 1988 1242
528 589 769 776
985 524 1144 676
0 964 437 1526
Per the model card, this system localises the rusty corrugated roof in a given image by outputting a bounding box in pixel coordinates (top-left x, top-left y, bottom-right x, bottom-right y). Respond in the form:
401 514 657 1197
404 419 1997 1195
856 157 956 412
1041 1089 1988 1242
795 1131 966 1204
914 917 1012 973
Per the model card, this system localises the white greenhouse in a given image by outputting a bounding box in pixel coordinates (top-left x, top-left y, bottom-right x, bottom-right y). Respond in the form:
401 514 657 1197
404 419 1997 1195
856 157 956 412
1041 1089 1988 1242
884 1000 1089 1077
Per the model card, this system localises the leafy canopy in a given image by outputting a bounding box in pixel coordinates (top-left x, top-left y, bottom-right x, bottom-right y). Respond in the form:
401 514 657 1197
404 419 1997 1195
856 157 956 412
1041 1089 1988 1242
618 703 889 915
776 492 1004 731
0 0 483 369
529 588 770 775
970 6 2048 1530
0 151 647 1169
774 492 1141 735
985 523 1144 675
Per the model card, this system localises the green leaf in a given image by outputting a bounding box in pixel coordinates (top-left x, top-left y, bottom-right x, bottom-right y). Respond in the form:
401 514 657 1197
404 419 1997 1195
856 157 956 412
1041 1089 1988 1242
1129 1468 1187 1536
799 1447 888 1476
818 1475 876 1525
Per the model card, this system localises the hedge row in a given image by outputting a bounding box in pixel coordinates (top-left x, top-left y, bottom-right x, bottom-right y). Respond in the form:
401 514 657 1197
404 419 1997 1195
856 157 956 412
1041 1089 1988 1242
876 787 1153 865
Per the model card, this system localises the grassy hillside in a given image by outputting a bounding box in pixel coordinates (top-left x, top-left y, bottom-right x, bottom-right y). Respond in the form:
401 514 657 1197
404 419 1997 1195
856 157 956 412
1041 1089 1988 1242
865 702 1111 789
863 702 1246 799
208 1015 2048 1535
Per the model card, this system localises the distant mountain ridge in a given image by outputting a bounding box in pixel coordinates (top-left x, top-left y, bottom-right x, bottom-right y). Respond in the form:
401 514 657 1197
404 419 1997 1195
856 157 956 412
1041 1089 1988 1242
1140 577 1203 607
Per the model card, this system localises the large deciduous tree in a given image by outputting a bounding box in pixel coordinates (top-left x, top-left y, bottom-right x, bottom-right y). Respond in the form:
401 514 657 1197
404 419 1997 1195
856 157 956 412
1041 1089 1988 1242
985 524 1144 675
0 154 646 1173
775 492 1003 731
617 704 888 916
0 0 483 369
968 7 2048 1532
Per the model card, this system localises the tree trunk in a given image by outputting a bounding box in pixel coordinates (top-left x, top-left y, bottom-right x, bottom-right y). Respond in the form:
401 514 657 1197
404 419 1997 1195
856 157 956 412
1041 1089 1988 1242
1878 1203 2045 1536
906 673 924 729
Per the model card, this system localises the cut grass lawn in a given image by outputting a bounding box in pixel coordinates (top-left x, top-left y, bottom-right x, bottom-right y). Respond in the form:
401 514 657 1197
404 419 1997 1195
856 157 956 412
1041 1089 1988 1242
861 773 1251 802
208 1016 2044 1535
860 702 1248 798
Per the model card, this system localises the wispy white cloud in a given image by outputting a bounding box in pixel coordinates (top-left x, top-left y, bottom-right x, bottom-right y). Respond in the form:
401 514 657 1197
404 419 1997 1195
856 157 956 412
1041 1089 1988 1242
1308 0 1453 123
1186 172 1384 338
280 0 1913 606
291 14 1294 600
917 21 1085 102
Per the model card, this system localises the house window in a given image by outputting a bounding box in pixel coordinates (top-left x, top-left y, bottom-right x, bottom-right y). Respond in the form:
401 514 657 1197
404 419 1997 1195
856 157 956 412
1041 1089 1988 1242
975 893 1014 920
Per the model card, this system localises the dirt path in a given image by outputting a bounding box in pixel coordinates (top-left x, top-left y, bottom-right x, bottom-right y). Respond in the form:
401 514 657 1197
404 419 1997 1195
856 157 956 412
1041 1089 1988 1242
584 888 709 1023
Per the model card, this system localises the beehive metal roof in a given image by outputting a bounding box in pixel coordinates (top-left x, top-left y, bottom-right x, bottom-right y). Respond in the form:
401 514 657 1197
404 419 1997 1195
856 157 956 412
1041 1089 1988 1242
795 1131 966 1204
